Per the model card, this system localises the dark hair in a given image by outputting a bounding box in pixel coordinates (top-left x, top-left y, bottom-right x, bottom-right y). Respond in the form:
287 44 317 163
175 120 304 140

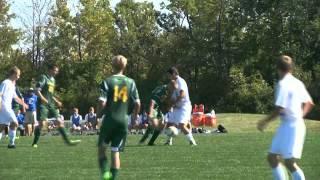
167 67 179 75
48 64 59 70
277 55 293 72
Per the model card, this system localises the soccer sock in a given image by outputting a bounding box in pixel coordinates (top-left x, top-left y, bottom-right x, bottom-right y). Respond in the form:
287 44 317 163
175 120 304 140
32 126 41 145
148 129 161 145
139 126 153 143
8 129 16 145
98 156 108 174
292 167 305 180
58 127 70 144
0 132 2 140
110 168 119 179
272 165 287 180
186 133 195 142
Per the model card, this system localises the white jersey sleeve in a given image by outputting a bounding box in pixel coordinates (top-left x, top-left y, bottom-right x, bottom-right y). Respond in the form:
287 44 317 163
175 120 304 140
275 83 289 109
300 84 312 103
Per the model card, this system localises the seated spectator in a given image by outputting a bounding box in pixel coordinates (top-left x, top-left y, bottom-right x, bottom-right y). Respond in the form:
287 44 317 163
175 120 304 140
70 108 82 133
128 111 148 134
84 107 97 130
24 88 38 136
16 109 25 137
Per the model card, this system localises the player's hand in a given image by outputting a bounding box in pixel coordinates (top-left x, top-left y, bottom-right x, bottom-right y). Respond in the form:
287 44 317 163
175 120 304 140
257 120 268 132
23 103 29 110
56 100 63 107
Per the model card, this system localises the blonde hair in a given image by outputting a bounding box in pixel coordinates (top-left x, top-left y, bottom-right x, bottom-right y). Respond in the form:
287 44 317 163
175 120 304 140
112 55 127 72
8 66 20 76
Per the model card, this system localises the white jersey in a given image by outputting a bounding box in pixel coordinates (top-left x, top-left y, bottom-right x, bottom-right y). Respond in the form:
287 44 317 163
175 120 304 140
0 79 18 125
269 73 312 159
275 73 312 122
0 79 17 109
172 76 191 108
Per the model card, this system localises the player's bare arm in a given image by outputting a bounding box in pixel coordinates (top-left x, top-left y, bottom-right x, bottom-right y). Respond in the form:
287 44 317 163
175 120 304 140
36 90 49 105
53 96 62 107
302 101 314 118
147 100 155 119
14 96 28 110
257 107 283 131
131 100 141 128
97 100 106 118
0 93 2 110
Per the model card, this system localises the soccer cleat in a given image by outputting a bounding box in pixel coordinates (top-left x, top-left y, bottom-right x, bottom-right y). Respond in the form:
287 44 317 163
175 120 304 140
164 139 173 146
102 171 112 180
68 139 81 146
32 144 38 148
189 140 197 146
8 144 16 149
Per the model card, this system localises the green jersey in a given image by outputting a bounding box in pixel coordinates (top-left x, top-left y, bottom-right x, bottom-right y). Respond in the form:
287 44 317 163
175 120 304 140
99 74 139 124
148 85 167 111
36 74 56 105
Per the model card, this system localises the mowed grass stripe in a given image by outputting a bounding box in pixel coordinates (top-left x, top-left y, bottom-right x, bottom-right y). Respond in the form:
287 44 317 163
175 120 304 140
0 114 319 180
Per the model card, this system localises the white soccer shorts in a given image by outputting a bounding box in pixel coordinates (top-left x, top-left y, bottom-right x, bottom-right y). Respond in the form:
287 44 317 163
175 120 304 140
269 120 306 159
168 105 192 125
0 107 18 126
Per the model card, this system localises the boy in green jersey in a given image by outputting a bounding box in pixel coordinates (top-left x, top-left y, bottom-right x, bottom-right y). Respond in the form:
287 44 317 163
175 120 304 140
32 64 80 147
97 55 141 180
139 84 171 145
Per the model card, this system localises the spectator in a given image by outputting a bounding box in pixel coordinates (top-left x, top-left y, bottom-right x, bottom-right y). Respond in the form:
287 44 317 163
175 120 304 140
84 107 97 130
16 109 25 137
70 108 82 133
24 88 38 136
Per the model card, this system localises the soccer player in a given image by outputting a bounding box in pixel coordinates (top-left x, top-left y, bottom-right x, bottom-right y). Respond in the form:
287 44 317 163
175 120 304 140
32 64 80 147
139 85 168 145
165 67 197 146
139 80 177 145
257 55 314 180
0 66 28 148
24 88 38 136
97 55 140 180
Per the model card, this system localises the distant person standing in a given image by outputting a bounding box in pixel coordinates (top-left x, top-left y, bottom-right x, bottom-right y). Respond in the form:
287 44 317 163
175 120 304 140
165 67 197 146
0 67 28 148
24 88 38 136
32 64 80 148
257 55 314 180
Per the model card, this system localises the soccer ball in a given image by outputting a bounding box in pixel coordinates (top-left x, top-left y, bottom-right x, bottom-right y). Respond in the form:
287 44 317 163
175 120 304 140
164 126 179 137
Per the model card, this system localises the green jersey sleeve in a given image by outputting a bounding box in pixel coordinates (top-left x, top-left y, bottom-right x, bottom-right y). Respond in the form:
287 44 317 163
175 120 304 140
130 80 140 103
36 75 47 91
99 81 109 102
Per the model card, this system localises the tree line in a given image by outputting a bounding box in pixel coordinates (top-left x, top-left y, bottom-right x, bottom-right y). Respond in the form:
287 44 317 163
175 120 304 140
1 0 319 117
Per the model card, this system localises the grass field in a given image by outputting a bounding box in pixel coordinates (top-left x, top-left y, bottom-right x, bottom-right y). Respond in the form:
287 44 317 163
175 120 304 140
0 114 320 180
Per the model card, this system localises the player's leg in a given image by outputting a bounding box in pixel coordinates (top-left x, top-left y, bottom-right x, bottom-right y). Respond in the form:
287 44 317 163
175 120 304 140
110 131 126 180
8 121 18 148
98 124 113 180
268 153 287 180
32 105 48 147
7 109 19 148
0 124 6 140
284 159 304 180
139 119 154 144
178 122 197 145
148 116 164 145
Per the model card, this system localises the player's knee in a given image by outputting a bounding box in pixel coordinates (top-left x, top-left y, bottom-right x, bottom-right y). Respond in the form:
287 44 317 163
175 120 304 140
267 154 279 168
284 159 296 172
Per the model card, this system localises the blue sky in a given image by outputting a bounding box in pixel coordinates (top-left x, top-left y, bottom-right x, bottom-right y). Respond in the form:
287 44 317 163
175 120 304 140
9 0 168 29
